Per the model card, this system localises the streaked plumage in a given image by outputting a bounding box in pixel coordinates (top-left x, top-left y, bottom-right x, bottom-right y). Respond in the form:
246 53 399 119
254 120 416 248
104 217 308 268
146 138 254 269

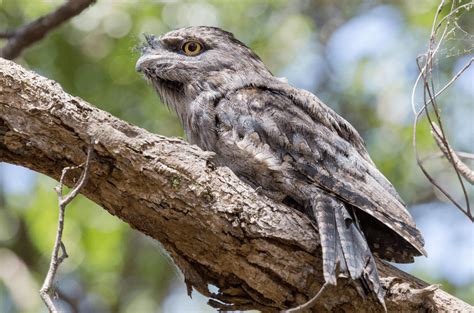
136 26 426 309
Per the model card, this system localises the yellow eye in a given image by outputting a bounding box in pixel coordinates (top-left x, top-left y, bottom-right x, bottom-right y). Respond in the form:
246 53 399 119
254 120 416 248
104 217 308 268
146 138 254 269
182 41 203 56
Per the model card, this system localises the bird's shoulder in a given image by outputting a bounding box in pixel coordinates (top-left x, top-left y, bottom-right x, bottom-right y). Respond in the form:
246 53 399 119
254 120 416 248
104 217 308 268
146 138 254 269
218 84 370 159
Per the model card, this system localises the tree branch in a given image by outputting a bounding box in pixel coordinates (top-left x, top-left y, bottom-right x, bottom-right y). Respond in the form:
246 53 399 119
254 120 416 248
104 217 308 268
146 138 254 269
0 0 96 60
0 58 472 312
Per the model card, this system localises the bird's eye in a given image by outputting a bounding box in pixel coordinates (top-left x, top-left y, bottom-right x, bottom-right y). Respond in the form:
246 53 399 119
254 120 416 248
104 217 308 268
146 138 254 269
182 41 203 56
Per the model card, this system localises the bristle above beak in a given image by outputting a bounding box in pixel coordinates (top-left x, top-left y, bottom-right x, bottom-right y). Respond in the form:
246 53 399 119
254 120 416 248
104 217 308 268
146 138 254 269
144 33 159 48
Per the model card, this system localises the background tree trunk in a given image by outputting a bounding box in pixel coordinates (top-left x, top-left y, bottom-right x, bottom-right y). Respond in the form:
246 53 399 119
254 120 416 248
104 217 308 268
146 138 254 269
1 58 472 312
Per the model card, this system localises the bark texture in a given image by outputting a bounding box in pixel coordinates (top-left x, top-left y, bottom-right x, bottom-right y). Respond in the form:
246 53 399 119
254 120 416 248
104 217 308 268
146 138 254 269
0 58 472 312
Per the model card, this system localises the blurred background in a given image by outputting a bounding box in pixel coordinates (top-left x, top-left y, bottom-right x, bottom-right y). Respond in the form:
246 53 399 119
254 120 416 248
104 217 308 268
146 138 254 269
0 0 472 312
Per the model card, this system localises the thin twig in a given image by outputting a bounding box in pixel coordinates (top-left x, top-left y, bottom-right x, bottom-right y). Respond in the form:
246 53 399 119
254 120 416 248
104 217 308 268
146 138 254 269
422 53 471 215
414 58 472 220
423 2 471 216
414 56 473 114
431 123 474 185
0 0 96 60
39 144 94 313
421 151 474 163
413 59 466 210
282 282 330 313
411 1 473 116
411 0 473 221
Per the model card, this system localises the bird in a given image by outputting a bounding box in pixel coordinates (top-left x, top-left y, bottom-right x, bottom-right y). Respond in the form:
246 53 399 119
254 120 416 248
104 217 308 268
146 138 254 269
136 26 426 310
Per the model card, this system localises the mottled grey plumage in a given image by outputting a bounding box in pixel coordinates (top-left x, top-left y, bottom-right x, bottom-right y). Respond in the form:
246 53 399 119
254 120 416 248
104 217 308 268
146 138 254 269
136 26 426 308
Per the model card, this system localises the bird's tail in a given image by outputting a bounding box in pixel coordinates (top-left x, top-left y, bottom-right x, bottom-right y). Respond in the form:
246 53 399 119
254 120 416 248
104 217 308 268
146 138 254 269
310 192 386 309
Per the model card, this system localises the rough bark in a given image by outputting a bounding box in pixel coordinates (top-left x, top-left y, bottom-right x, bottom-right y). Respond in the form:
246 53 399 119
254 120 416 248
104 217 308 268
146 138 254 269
0 57 472 312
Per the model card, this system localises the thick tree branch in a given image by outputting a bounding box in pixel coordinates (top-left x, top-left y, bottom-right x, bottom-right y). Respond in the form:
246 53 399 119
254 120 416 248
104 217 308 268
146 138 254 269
0 58 472 312
0 0 96 60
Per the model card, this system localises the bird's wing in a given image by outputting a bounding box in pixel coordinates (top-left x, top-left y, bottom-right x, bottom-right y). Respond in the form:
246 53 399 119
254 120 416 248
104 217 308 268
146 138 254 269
214 86 426 261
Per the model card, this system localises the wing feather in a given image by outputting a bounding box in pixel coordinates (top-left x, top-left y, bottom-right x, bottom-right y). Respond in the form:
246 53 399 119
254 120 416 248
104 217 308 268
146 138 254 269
214 86 426 260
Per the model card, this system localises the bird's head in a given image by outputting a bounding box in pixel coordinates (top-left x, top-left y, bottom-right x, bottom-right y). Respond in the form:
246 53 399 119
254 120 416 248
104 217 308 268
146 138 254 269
136 26 272 110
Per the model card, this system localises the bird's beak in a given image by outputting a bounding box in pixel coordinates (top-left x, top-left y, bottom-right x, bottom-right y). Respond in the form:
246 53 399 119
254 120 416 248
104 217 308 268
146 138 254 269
136 53 160 72
136 33 162 72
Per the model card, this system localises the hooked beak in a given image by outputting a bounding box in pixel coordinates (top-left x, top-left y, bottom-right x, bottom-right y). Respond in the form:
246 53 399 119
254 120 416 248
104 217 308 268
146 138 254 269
136 54 161 72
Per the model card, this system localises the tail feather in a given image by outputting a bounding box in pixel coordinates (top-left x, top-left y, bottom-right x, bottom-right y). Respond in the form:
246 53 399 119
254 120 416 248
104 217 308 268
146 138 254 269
311 194 338 285
311 192 386 309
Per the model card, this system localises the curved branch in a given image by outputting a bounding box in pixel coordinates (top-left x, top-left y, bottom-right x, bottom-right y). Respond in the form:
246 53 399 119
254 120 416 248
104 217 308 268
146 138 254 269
0 58 472 312
0 0 96 60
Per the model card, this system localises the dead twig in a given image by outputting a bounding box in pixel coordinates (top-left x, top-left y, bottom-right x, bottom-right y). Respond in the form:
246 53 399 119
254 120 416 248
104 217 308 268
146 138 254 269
411 0 473 221
282 282 330 313
422 151 474 163
0 0 96 60
39 144 94 313
431 123 474 184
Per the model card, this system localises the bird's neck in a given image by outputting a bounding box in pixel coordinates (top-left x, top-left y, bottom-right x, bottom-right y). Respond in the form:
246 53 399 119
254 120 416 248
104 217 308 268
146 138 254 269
176 71 279 150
